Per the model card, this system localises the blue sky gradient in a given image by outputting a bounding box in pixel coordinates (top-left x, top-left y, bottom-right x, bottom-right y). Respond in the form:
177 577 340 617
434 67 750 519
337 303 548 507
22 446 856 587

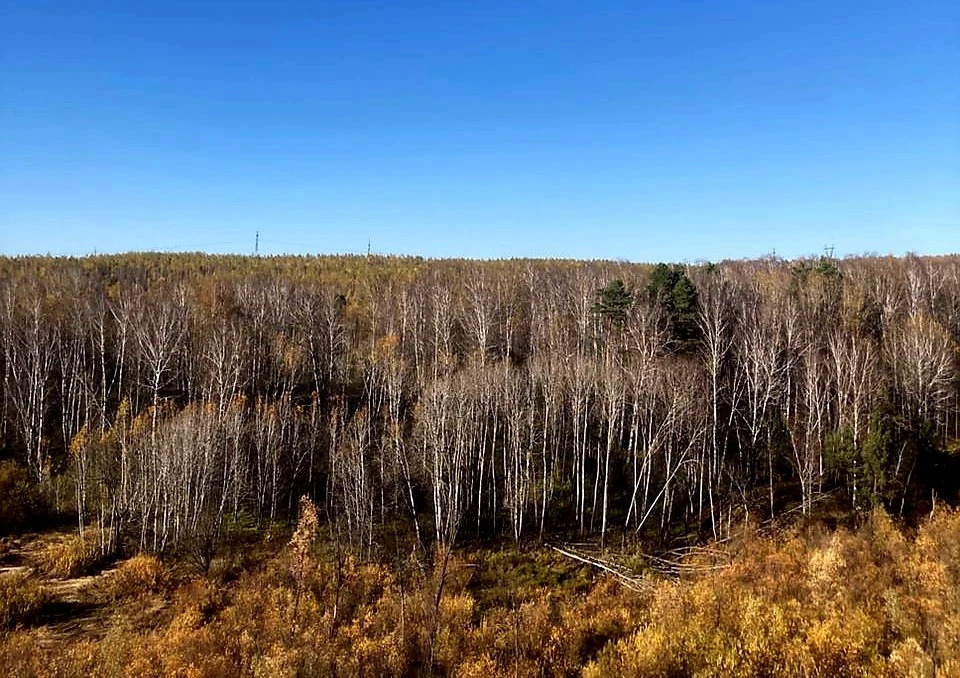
1 0 957 260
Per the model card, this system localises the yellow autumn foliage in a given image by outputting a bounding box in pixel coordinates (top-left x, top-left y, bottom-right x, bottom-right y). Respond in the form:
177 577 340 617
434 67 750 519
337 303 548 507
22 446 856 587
5 508 960 676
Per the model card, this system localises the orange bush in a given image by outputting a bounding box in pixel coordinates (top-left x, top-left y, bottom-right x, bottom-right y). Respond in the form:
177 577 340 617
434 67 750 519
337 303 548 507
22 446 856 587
6 508 960 677
102 553 168 601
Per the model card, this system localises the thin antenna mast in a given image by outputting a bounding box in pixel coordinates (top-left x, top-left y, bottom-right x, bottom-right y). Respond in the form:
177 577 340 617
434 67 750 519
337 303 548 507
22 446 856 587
255 231 259 256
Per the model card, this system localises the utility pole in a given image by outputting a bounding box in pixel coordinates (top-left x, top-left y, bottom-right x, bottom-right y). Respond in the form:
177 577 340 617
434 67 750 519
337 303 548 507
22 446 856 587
255 231 259 257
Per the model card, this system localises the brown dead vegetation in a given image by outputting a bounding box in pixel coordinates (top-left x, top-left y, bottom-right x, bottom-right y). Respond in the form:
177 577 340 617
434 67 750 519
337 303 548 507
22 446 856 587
1 507 960 676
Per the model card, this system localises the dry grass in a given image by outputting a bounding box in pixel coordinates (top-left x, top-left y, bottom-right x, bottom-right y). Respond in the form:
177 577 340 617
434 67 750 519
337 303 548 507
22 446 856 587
0 573 49 630
4 508 960 676
39 531 106 579
101 554 168 602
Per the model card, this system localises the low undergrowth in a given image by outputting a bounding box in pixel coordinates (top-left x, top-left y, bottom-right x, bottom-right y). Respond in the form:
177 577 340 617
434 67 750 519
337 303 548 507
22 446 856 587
38 530 108 579
3 507 960 676
0 574 49 630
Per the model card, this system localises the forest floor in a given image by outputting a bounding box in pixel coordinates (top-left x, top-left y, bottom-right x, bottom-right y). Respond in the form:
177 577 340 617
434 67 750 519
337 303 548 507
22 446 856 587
0 530 120 647
4 508 960 676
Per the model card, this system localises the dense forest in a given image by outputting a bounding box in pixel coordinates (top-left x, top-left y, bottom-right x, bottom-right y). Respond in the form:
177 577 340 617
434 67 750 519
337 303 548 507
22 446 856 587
1 253 959 558
3 252 960 676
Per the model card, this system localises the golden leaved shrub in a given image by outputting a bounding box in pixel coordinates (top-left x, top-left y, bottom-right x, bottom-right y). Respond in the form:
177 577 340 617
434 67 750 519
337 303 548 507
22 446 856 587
103 553 168 601
5 508 960 677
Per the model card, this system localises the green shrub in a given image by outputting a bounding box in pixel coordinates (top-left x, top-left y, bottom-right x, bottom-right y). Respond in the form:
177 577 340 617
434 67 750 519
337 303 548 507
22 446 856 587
0 461 47 536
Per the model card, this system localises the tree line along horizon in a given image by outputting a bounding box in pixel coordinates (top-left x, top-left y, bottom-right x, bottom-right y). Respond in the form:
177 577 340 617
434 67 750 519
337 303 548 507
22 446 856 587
1 252 958 559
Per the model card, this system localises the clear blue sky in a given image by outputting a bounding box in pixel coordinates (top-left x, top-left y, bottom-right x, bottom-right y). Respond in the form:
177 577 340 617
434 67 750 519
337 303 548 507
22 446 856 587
1 0 957 261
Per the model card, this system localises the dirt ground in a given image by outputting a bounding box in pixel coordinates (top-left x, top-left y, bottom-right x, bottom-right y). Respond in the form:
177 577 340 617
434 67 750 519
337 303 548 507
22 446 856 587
0 530 118 646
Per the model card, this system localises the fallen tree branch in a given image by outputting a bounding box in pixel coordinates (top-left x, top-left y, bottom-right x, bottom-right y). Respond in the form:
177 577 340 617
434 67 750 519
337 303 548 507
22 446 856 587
548 544 648 592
